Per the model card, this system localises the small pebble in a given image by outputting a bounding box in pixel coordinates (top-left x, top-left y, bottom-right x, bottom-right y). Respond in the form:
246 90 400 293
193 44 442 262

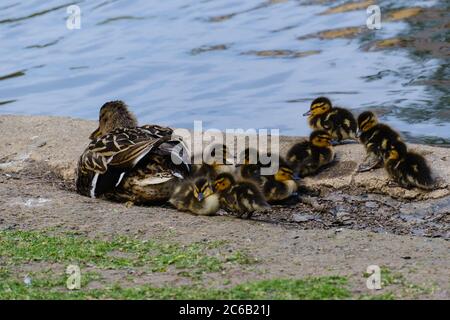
292 213 314 222
365 201 379 209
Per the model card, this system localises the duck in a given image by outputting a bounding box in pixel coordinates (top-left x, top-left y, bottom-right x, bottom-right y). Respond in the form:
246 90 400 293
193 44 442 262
383 140 434 190
169 176 220 215
357 111 402 172
286 130 335 177
76 100 190 205
238 147 266 184
261 158 298 203
214 172 270 219
303 97 357 143
191 143 235 179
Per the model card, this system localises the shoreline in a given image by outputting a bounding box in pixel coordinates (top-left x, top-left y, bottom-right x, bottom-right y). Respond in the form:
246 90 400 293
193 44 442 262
0 114 449 299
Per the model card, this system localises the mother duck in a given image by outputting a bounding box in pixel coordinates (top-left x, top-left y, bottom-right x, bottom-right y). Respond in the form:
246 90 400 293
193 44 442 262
76 100 190 205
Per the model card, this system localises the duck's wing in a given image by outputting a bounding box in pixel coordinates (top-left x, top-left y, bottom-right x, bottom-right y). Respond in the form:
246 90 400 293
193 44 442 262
77 126 190 198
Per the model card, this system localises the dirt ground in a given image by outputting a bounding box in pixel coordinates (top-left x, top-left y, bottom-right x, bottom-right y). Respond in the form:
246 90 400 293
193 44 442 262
0 115 449 299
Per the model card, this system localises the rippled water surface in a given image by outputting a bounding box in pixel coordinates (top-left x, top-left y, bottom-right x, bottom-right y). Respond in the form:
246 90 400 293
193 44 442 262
0 0 449 144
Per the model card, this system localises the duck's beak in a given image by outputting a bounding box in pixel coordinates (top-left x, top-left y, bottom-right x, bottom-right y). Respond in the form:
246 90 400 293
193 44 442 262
197 192 204 201
293 174 301 181
303 110 312 116
89 127 102 140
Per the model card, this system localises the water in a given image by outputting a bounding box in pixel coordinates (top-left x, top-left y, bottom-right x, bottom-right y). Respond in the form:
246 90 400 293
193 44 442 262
0 0 449 145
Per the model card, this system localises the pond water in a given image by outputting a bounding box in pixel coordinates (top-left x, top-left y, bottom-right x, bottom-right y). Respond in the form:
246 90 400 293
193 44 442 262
0 0 449 145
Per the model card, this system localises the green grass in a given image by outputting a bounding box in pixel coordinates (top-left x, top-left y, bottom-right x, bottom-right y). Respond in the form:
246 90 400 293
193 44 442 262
0 230 429 300
361 266 430 299
0 230 354 299
0 271 351 300
0 230 239 276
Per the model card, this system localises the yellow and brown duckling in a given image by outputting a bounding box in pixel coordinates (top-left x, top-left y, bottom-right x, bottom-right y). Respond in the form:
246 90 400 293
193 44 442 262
238 147 269 184
169 176 220 215
191 143 235 179
76 100 190 205
286 130 335 177
357 111 402 172
262 159 298 203
303 97 357 143
214 172 270 219
383 140 434 190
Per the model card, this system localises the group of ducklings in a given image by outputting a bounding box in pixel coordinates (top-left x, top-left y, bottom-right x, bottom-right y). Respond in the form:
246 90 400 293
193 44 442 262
76 97 435 218
300 96 434 190
170 145 298 217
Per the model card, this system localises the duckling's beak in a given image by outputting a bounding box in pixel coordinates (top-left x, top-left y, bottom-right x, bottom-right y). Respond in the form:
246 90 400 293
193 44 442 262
89 127 102 140
197 192 204 201
293 174 301 181
303 110 312 116
356 130 361 138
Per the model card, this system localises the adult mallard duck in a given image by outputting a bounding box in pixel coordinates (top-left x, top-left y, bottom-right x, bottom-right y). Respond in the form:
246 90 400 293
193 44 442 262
76 100 190 205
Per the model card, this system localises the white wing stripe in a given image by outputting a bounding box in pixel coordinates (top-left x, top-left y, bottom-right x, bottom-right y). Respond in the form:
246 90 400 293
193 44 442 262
90 173 99 198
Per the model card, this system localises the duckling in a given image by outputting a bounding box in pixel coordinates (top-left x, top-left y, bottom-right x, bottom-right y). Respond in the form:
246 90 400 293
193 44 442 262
357 111 402 172
262 159 298 203
76 100 190 204
238 147 266 184
191 143 235 179
303 97 357 143
383 140 434 190
214 172 270 219
286 130 335 177
169 177 220 215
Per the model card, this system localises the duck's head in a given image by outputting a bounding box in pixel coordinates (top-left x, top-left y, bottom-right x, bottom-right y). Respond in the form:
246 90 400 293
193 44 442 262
214 173 235 192
303 97 332 117
385 140 407 161
274 164 294 182
193 178 215 202
310 130 332 147
89 100 138 140
357 111 378 137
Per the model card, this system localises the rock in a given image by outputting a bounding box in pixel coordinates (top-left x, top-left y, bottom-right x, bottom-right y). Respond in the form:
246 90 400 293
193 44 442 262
336 211 350 219
365 201 379 209
292 214 314 222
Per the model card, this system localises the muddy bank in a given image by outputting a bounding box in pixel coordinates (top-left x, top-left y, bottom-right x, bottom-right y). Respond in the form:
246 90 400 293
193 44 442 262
0 114 449 240
1 115 449 197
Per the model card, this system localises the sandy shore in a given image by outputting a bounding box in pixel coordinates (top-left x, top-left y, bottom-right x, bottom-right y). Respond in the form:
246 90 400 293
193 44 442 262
0 115 449 299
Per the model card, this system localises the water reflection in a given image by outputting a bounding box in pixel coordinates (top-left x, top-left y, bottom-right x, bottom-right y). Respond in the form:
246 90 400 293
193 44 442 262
0 0 448 145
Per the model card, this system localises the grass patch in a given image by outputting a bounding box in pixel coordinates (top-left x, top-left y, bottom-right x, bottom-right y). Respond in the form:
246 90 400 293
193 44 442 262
0 230 248 277
362 266 430 299
0 271 351 300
